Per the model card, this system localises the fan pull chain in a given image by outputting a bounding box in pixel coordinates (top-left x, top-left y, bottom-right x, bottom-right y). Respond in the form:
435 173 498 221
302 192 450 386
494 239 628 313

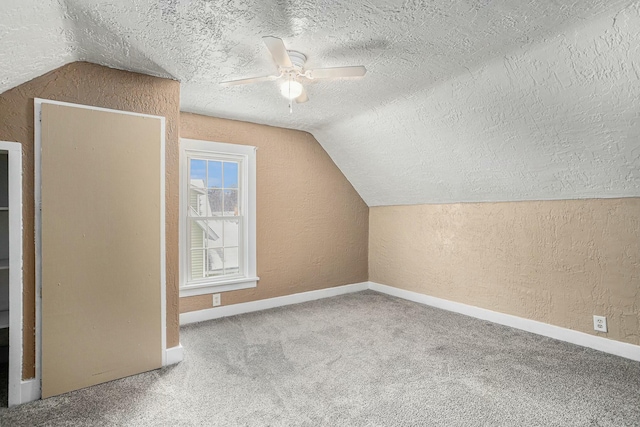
289 77 293 113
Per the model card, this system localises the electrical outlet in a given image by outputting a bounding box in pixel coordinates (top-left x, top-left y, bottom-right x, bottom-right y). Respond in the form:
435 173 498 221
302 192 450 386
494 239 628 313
593 315 607 333
212 294 221 307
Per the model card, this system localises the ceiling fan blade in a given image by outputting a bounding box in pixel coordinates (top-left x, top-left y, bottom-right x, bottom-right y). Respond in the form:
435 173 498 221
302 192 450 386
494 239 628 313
219 75 278 87
262 36 293 68
307 66 367 79
295 87 308 104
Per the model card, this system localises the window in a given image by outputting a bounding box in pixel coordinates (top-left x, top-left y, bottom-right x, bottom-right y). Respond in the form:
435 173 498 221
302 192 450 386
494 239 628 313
180 139 257 297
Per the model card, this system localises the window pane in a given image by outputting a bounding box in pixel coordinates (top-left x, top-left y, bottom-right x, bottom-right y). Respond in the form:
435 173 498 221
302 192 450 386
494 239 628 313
188 219 207 250
186 151 251 286
189 159 207 217
190 159 206 183
206 248 224 277
188 185 206 217
223 218 240 247
190 249 206 281
223 162 238 189
224 247 239 274
223 189 238 215
207 161 222 189
207 188 223 216
205 220 223 248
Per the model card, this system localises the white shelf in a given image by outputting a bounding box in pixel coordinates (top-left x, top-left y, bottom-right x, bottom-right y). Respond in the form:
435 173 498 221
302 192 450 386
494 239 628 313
0 258 7 270
0 310 7 329
0 207 7 211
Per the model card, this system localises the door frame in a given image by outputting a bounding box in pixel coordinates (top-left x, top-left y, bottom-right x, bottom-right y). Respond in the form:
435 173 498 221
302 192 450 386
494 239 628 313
0 141 23 407
33 98 167 401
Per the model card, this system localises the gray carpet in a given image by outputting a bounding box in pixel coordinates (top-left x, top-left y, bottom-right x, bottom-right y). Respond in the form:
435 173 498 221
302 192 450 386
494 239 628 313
1 290 639 426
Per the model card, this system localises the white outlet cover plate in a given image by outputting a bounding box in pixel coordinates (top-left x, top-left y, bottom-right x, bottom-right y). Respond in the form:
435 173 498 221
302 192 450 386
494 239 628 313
212 294 221 307
593 315 607 333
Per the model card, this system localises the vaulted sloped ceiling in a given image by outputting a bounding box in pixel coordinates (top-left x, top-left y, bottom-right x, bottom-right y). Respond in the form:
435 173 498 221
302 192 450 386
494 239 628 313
2 0 639 205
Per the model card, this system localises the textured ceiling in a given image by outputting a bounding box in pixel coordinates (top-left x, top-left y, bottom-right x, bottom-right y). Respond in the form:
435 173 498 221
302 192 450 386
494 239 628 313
1 0 639 205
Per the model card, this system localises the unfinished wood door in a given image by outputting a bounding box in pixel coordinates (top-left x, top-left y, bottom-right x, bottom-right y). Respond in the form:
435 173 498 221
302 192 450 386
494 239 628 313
40 102 163 398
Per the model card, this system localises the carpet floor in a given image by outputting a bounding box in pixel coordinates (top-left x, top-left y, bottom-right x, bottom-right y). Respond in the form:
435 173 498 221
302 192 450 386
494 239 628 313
1 290 639 426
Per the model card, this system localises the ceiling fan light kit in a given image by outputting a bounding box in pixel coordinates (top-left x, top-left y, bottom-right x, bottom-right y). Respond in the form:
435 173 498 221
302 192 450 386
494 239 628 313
280 80 303 100
220 36 367 109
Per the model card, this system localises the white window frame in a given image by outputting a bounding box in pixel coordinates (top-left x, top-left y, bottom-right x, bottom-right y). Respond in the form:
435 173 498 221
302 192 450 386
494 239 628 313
179 138 258 297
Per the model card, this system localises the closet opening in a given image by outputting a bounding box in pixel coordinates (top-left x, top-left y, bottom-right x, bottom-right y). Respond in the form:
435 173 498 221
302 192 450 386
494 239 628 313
0 142 22 407
0 150 9 407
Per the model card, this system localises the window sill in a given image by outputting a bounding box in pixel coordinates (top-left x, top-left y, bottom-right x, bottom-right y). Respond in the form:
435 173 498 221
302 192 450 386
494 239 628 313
179 276 259 297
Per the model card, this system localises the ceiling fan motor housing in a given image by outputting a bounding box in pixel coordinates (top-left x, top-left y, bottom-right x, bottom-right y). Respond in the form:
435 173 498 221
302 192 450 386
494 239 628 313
287 51 307 70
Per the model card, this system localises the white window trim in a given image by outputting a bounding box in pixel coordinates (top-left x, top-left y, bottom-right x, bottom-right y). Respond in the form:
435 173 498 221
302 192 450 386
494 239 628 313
180 138 258 297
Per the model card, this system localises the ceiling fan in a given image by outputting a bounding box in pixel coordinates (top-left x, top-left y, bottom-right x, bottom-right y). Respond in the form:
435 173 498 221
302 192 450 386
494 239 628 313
220 36 367 106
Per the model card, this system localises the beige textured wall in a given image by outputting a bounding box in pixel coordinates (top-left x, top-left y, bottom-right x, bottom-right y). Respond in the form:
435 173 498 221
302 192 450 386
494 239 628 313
369 198 640 345
0 62 181 379
179 113 369 313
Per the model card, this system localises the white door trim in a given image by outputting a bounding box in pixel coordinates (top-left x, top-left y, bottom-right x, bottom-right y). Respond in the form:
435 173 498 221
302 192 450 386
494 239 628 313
0 141 24 407
33 98 167 403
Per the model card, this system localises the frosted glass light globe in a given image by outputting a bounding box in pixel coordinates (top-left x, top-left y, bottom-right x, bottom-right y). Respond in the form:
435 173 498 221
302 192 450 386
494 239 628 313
280 80 303 99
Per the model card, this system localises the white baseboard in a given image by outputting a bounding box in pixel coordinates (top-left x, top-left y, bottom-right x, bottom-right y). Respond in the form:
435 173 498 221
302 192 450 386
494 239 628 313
369 281 640 362
13 346 183 407
14 378 40 406
179 279 640 362
165 344 184 366
13 280 637 407
180 282 369 325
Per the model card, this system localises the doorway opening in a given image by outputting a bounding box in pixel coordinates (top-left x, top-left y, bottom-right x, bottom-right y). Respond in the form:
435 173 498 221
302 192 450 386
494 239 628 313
0 142 22 407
